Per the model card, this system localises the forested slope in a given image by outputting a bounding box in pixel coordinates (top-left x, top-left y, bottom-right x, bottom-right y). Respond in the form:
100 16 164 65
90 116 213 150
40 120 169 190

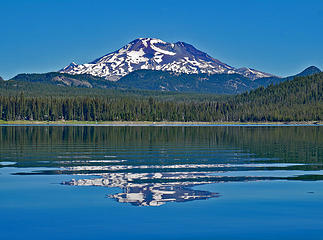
0 73 322 122
230 73 323 121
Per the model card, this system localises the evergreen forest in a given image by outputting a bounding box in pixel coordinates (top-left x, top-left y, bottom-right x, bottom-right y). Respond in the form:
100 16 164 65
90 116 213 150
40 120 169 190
0 73 322 122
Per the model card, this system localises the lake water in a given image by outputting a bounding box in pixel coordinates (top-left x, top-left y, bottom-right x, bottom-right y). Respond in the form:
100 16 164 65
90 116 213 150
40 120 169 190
1 126 323 240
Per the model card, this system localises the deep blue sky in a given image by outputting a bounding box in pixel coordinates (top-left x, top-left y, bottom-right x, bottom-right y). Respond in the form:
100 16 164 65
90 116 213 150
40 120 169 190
1 0 322 79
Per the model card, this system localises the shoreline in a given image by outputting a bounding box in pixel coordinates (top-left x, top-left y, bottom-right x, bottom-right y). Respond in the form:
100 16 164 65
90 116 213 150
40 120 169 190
0 120 322 127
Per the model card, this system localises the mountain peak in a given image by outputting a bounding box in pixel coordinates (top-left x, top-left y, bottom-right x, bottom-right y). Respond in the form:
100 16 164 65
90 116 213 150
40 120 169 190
236 67 276 80
61 62 78 72
129 38 165 46
60 38 273 81
296 66 321 77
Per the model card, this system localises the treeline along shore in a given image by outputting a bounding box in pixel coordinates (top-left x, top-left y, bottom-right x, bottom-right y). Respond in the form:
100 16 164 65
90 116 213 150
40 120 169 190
0 73 322 122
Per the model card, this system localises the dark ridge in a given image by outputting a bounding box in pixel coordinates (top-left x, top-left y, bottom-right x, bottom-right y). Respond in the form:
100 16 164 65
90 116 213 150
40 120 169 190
295 66 321 77
255 66 322 86
6 66 323 95
117 69 257 94
10 72 116 89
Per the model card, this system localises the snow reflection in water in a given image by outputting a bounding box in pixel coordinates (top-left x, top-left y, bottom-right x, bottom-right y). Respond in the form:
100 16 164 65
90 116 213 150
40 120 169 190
63 171 220 206
62 163 301 206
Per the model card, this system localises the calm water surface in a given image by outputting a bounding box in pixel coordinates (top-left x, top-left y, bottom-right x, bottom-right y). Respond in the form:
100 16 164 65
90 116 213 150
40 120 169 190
0 126 323 240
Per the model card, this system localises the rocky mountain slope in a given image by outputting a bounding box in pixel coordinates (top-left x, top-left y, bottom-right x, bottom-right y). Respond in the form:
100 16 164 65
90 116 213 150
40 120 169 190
60 38 274 81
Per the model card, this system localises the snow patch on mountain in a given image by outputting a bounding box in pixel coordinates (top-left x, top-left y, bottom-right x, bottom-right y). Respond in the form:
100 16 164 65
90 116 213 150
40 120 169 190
60 38 273 81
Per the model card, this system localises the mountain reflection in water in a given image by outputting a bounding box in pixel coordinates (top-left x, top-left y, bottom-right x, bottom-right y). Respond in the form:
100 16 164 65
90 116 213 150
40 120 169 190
1 126 322 207
61 165 280 206
63 172 220 206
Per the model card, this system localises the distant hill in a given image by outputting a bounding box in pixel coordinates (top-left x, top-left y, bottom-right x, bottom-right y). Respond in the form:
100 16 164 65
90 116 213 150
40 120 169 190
10 72 116 89
117 70 259 94
7 66 321 95
0 76 3 81
117 66 321 93
294 66 321 77
9 70 258 94
0 74 225 102
255 66 321 86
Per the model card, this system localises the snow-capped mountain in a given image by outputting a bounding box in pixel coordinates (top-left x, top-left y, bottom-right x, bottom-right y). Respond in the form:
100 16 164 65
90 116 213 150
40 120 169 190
60 38 273 81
